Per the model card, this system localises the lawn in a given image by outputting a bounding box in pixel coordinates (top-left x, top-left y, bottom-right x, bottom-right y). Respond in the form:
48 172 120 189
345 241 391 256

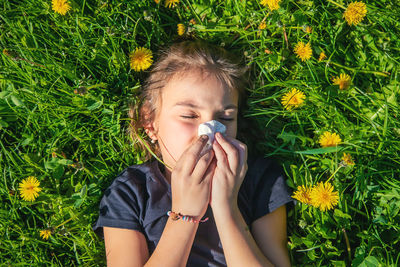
1 0 399 266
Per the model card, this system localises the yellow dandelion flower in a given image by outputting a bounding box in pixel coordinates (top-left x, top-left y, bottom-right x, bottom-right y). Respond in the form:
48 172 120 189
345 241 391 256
294 42 312 62
40 229 52 240
341 153 355 166
305 26 312 34
319 51 327 61
310 182 339 211
344 1 367 26
281 88 306 110
292 185 312 205
19 176 41 201
259 21 267 30
332 73 351 90
319 131 342 147
129 47 153 72
177 23 185 36
154 0 160 3
260 0 281 11
165 0 179 8
52 0 71 15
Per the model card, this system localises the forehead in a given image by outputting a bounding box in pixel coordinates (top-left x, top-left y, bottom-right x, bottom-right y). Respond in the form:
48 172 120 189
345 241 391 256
161 70 238 108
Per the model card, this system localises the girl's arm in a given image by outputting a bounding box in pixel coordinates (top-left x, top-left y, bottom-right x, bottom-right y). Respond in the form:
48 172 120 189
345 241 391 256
213 204 275 267
104 227 149 267
251 205 291 267
104 135 215 267
104 220 199 267
211 133 290 267
213 204 290 267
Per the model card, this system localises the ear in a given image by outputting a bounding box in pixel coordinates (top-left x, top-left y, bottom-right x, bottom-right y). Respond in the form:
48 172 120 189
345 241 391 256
144 121 158 142
141 102 158 142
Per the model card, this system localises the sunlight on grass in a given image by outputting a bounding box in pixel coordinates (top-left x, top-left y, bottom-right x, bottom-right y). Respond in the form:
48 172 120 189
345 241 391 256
1 0 399 265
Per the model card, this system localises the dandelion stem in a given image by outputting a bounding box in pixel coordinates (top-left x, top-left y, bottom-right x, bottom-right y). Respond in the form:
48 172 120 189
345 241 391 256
282 25 289 49
342 228 352 263
326 0 346 9
181 0 202 26
55 217 73 229
326 164 343 183
348 205 368 218
329 61 390 77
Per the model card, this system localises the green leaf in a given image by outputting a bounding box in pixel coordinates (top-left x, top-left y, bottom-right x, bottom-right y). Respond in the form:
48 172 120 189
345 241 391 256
294 146 343 155
0 120 8 128
334 209 352 220
277 131 297 145
10 95 23 106
21 136 33 146
53 165 64 180
356 256 381 267
44 158 73 170
86 99 103 111
57 159 73 166
331 260 346 267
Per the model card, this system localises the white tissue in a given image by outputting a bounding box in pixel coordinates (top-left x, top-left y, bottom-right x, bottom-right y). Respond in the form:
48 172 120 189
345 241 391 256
198 120 226 154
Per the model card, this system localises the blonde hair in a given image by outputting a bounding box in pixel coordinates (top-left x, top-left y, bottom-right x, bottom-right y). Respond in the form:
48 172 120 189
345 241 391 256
128 39 248 160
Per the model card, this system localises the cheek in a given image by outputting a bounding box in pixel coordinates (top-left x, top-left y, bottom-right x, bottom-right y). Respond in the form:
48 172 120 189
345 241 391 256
224 122 238 139
159 119 198 157
171 120 197 139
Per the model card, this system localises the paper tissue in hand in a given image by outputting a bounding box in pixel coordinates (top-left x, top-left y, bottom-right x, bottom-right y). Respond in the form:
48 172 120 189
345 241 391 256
197 120 226 155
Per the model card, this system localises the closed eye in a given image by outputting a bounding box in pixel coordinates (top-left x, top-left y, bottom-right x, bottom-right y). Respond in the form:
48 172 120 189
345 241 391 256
180 115 234 121
180 115 198 119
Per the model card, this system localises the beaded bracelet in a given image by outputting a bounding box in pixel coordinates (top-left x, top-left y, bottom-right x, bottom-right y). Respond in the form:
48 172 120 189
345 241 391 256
167 211 209 223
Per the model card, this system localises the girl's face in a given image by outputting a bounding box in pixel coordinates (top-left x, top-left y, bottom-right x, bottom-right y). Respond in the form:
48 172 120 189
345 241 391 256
150 70 239 173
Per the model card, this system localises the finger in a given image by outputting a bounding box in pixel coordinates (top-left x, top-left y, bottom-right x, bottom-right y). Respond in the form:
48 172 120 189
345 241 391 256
223 136 248 179
207 158 217 205
212 137 229 169
192 149 215 184
201 157 217 185
215 132 239 173
175 135 209 174
224 135 248 170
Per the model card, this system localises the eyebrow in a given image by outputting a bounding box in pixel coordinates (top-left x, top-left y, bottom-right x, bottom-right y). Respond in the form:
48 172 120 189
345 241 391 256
174 101 238 110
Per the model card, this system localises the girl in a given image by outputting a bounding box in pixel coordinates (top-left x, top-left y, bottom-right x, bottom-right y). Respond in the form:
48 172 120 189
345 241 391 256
93 39 294 267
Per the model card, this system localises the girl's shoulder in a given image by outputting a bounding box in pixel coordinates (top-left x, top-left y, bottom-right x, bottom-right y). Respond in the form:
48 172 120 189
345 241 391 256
104 160 164 196
93 161 163 237
107 162 150 186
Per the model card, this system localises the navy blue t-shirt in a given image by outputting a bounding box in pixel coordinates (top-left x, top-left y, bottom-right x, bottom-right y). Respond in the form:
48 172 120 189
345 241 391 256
93 156 294 266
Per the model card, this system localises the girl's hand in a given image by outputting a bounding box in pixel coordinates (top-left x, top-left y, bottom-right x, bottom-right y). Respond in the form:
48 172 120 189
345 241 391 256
210 132 248 212
171 135 216 219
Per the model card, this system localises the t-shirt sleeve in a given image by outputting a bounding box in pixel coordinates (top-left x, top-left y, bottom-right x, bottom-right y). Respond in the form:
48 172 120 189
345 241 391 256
249 157 295 222
92 170 144 238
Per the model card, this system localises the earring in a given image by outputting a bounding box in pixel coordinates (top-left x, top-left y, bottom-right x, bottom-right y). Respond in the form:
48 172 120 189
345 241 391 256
151 139 156 144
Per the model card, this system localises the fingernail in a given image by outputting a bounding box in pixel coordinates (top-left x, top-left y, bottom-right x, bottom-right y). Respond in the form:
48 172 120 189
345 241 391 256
200 135 209 141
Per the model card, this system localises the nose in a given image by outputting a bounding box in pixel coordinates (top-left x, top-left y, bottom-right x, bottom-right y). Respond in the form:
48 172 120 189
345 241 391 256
195 114 218 140
198 116 228 132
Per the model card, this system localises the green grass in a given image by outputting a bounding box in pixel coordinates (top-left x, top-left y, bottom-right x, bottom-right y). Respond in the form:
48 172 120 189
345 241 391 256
1 0 399 266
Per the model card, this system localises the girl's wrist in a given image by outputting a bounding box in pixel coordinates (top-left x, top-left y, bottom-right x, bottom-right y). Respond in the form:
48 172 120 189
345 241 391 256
171 204 207 220
211 192 239 211
167 211 209 223
211 200 240 219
